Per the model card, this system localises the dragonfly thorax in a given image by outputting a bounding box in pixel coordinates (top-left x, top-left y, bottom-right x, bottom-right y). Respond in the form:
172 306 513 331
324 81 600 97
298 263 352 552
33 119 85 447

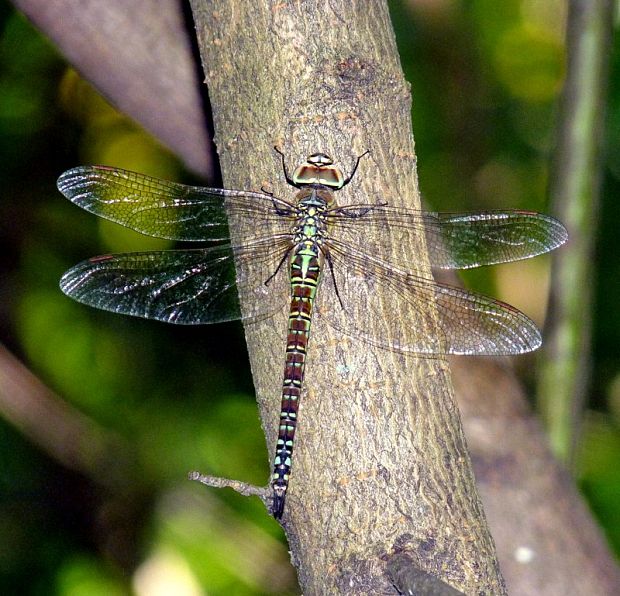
292 189 332 244
295 186 335 209
292 154 345 189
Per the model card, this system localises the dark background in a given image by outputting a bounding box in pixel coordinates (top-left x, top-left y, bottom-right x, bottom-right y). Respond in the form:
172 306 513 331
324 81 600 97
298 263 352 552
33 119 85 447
0 1 618 593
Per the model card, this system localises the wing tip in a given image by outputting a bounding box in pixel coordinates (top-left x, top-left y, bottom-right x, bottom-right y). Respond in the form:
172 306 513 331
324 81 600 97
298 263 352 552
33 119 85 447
57 165 100 198
57 167 82 194
532 212 569 251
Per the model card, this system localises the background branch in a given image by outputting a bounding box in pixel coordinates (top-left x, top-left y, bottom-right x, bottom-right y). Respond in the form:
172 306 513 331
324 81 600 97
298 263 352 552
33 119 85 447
450 356 620 593
12 0 212 176
0 343 132 488
537 0 614 464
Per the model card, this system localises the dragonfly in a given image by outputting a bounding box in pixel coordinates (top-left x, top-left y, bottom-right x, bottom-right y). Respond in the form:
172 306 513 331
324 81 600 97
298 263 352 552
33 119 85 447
57 148 567 519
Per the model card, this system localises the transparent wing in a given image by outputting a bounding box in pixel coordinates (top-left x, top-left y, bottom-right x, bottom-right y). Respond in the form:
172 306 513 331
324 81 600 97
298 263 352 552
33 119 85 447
57 166 296 241
60 238 292 325
318 239 541 355
328 206 567 269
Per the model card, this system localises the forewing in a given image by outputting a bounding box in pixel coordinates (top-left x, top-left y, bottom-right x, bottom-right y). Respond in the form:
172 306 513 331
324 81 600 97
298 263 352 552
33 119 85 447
318 240 541 355
60 239 292 325
57 166 295 241
328 206 567 269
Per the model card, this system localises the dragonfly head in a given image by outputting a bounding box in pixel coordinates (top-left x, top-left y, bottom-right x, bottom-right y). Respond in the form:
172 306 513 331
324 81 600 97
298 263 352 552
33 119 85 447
292 153 345 189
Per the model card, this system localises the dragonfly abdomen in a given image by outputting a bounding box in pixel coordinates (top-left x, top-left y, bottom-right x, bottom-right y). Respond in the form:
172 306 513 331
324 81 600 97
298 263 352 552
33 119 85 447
271 242 322 519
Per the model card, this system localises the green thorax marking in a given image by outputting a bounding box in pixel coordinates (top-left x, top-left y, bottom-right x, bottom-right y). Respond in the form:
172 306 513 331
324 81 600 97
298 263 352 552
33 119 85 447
291 187 334 281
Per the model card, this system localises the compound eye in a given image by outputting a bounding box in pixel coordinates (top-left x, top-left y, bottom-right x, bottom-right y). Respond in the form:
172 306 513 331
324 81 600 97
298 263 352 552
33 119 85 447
307 153 334 166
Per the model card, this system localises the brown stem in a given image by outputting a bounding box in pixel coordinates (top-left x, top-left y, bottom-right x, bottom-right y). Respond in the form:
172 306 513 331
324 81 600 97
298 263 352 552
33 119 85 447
0 343 132 489
451 356 620 593
189 1 504 593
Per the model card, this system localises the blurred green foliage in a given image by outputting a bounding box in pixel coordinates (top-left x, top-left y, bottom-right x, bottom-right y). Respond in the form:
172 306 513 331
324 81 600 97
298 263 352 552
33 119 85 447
0 1 618 594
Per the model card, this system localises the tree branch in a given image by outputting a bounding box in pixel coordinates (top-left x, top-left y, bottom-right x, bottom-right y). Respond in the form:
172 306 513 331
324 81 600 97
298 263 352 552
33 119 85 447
189 1 504 593
0 343 133 489
451 356 620 593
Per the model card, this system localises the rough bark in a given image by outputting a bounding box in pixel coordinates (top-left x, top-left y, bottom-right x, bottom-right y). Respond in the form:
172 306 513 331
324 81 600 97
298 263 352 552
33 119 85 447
189 1 504 594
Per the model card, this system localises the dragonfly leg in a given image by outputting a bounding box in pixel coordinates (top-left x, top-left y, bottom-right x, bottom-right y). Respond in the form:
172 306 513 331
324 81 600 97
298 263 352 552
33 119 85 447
264 247 292 286
274 146 297 187
341 150 370 187
323 248 345 310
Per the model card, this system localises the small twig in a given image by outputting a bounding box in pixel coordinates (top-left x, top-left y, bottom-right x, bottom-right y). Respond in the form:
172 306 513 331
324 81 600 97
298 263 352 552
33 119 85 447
188 471 272 503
